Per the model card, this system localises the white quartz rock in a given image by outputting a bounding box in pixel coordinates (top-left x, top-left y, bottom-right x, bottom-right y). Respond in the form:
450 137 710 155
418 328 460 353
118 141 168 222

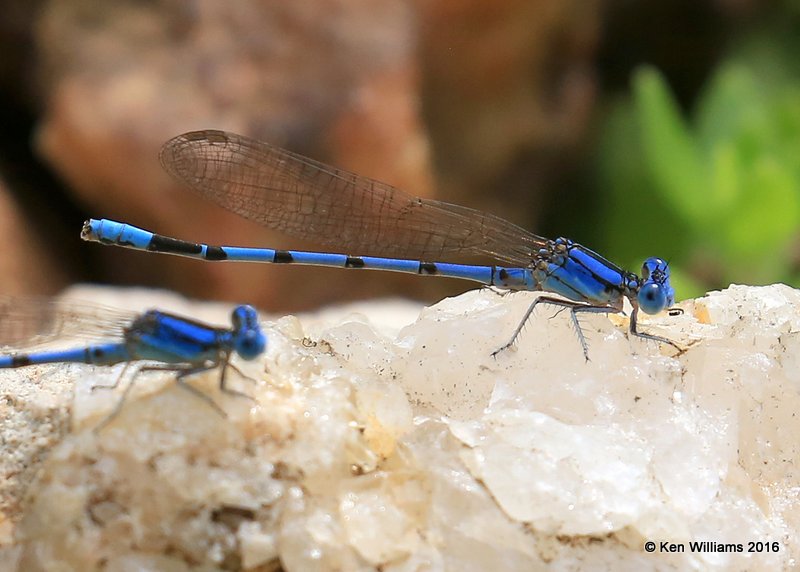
0 283 797 571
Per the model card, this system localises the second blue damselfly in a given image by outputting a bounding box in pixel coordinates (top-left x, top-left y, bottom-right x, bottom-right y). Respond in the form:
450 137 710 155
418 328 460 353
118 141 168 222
0 297 266 428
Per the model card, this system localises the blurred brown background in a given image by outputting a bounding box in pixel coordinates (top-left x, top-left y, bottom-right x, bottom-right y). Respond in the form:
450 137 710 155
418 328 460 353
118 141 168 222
0 0 762 311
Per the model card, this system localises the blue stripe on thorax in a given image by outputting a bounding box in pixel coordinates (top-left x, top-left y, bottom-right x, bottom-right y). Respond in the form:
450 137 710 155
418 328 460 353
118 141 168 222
535 244 627 306
127 311 226 363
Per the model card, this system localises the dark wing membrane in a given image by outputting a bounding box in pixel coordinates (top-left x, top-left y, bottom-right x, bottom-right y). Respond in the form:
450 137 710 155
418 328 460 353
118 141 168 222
160 130 545 266
0 297 134 349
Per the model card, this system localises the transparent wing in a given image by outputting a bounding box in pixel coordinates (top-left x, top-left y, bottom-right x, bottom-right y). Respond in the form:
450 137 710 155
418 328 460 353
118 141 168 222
0 297 136 349
160 130 545 267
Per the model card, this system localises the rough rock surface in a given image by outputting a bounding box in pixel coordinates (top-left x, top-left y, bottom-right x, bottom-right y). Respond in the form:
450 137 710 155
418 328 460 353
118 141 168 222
0 283 797 570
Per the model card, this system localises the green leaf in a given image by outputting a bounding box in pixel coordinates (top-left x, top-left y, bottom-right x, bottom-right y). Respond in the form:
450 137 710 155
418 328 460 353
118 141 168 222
721 156 799 271
597 97 692 264
695 64 765 153
633 67 708 225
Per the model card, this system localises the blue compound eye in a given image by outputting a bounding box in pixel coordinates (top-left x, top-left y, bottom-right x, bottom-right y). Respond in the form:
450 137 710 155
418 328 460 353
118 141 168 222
236 330 267 360
231 305 267 360
637 282 669 315
637 257 675 314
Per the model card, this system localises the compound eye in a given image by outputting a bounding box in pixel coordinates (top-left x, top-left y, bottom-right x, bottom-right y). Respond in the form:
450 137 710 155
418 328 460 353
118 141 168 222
236 330 267 360
637 282 668 315
232 305 257 327
231 305 266 359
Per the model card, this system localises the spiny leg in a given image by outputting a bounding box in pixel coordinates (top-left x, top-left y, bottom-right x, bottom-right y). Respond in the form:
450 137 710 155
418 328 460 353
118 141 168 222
142 356 257 410
94 363 226 432
92 337 141 394
92 358 262 431
215 353 257 402
91 361 131 392
483 285 514 299
567 304 623 361
491 296 547 358
226 362 259 385
139 362 228 417
93 363 144 433
629 307 683 353
492 296 618 361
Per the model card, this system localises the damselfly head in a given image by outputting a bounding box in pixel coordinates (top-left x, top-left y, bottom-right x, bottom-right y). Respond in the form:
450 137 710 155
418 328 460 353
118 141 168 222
231 305 267 360
637 257 675 315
